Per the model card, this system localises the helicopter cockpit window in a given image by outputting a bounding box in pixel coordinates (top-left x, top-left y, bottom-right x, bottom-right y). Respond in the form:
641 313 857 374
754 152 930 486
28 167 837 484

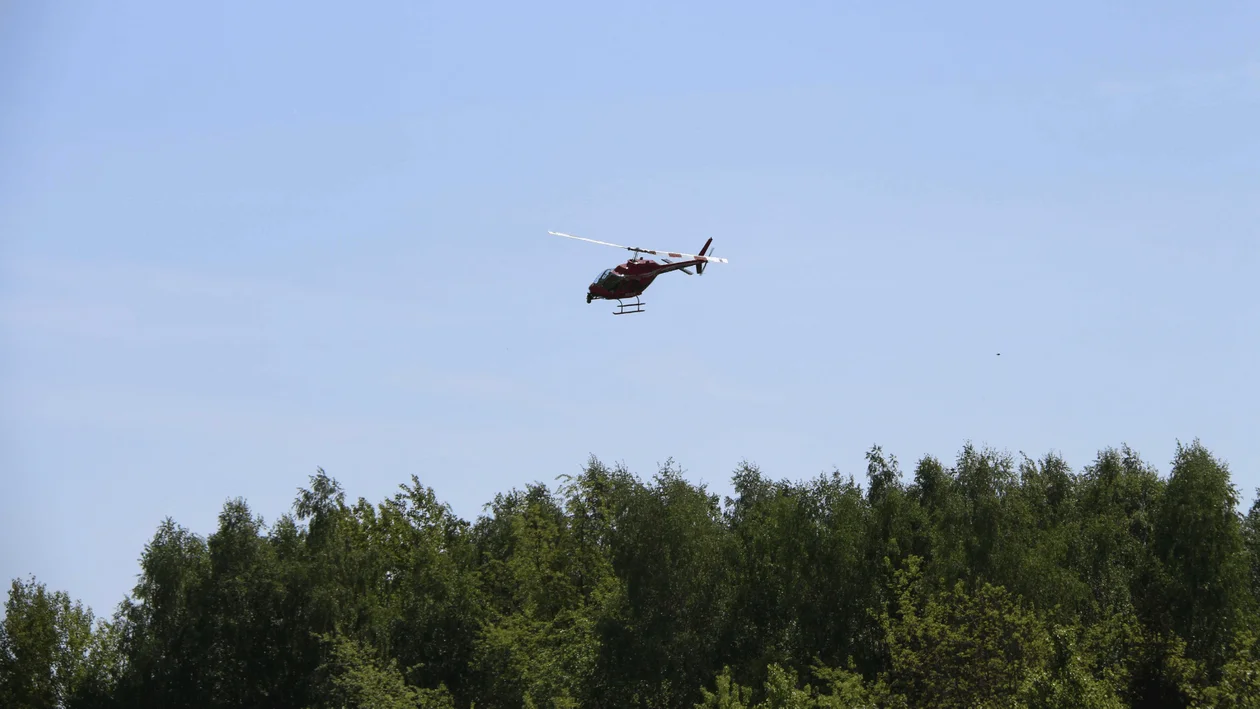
592 269 613 286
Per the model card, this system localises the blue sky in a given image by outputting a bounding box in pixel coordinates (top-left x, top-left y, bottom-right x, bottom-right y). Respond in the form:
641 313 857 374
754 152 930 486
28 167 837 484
2 1 1257 619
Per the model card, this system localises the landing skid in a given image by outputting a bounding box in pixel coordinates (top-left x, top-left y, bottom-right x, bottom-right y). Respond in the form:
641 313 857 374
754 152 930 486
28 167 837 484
613 297 645 315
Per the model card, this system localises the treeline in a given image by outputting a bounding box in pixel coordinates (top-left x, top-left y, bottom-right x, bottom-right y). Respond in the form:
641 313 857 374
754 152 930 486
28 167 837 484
4 440 1260 708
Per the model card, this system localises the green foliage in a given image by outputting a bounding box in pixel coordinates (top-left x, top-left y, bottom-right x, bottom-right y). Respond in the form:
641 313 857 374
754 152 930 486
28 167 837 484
471 482 605 707
313 631 455 709
0 576 105 708
696 666 755 709
6 441 1260 709
696 663 883 709
878 556 1051 708
1151 440 1252 673
1196 630 1260 708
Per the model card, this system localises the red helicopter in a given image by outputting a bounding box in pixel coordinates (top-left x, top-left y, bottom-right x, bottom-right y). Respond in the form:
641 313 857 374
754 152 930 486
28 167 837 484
550 231 729 314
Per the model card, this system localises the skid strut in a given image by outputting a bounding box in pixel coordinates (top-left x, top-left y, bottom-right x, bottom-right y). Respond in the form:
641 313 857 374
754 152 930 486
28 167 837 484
613 297 645 315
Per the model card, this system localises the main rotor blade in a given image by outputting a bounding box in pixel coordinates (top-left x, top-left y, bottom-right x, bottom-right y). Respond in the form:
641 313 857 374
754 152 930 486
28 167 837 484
549 231 728 263
666 251 728 263
548 231 636 251
632 242 728 263
639 248 728 263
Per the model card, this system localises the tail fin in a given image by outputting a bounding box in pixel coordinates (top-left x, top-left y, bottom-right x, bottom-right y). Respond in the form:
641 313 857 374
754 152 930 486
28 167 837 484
698 238 712 274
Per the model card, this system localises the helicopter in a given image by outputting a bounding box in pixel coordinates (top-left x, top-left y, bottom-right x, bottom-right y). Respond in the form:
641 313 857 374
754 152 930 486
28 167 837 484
549 231 728 314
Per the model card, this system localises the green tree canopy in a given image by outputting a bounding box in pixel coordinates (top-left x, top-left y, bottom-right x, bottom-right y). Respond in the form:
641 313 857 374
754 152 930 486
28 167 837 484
4 441 1258 709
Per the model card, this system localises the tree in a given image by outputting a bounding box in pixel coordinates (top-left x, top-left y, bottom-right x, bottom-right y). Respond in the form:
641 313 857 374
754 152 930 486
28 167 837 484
877 556 1051 708
600 459 735 707
1151 440 1252 675
315 631 454 709
0 576 99 708
1074 446 1164 623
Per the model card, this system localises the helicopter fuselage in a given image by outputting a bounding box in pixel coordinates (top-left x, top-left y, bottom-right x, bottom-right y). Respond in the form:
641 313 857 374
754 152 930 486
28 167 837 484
586 258 699 303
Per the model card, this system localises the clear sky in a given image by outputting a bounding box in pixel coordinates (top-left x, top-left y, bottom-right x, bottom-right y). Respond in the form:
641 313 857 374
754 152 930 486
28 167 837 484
2 1 1257 620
